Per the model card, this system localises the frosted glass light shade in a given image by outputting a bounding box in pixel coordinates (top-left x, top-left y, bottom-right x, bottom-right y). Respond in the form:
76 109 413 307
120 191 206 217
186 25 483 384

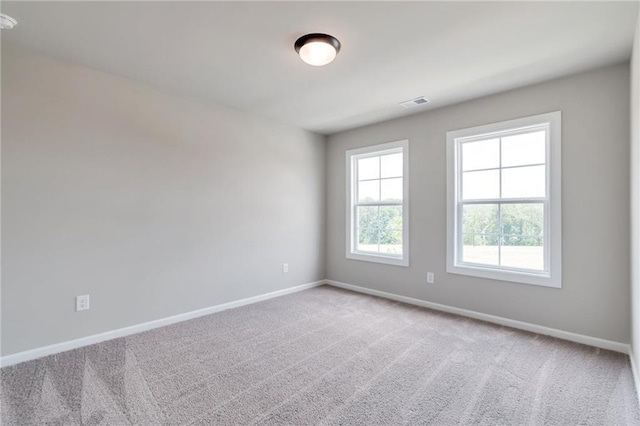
299 41 337 66
294 33 341 67
0 14 17 30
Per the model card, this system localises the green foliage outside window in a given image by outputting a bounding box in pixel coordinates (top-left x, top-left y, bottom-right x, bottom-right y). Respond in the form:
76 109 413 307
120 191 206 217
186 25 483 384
358 206 402 245
462 203 543 246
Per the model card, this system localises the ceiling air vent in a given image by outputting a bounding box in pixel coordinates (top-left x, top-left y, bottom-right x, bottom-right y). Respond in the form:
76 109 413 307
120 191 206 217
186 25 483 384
400 96 431 109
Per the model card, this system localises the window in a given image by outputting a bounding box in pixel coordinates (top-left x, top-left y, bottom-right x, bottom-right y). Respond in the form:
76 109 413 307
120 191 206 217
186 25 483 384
446 112 561 287
346 140 409 267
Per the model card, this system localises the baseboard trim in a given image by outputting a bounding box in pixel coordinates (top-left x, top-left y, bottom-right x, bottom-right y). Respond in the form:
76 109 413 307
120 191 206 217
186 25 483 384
630 349 640 406
1 280 325 368
3 279 629 367
325 279 630 354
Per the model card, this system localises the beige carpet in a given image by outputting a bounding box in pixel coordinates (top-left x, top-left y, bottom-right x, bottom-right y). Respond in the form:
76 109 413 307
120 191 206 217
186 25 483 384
1 285 639 425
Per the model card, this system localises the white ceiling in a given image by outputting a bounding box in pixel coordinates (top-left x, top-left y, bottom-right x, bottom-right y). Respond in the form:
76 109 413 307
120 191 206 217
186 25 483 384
2 1 638 135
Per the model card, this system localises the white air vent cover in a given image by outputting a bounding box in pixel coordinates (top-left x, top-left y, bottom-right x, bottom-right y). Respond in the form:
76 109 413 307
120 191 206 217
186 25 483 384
400 96 431 109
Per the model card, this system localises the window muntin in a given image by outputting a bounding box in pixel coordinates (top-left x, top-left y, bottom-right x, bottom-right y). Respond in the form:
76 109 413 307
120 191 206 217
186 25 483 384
347 140 409 267
447 112 561 287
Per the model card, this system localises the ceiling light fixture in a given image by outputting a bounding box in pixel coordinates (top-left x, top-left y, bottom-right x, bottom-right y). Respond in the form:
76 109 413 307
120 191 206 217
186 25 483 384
294 33 341 66
0 13 17 30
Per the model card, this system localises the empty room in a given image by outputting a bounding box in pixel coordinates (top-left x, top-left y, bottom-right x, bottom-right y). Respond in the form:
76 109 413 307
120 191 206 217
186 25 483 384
2 1 640 425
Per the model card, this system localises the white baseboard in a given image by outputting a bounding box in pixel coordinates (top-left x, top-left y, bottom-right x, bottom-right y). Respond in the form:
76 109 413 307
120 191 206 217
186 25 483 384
0 280 325 368
2 279 630 368
630 349 640 406
326 279 630 354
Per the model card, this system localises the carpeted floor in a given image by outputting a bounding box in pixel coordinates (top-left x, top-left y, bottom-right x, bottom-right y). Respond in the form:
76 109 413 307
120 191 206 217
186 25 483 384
1 285 639 425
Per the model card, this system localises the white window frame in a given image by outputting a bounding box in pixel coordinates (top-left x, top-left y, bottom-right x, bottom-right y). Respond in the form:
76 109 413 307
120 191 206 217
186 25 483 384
346 140 409 267
446 111 562 288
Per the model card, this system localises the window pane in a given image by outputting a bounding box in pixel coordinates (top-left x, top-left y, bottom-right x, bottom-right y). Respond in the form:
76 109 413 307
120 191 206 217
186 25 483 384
462 234 499 265
501 237 544 271
501 165 545 198
462 204 498 234
379 206 402 231
501 203 544 238
381 178 403 202
357 228 379 252
462 170 500 200
502 131 545 167
379 205 402 256
381 153 403 178
379 232 402 255
358 206 402 256
462 138 499 171
358 180 380 202
358 156 379 180
357 206 379 230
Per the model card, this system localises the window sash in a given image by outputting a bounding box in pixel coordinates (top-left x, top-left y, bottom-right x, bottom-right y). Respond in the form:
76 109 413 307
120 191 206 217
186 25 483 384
346 140 409 267
457 126 549 202
352 202 404 259
456 199 550 274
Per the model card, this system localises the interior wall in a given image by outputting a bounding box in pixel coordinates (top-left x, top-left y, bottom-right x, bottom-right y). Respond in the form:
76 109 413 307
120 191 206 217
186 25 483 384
327 63 631 343
1 44 326 356
631 12 640 374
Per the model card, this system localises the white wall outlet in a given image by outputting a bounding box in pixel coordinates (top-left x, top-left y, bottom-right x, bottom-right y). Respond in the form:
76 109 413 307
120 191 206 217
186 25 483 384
427 272 435 284
282 263 289 273
76 295 90 311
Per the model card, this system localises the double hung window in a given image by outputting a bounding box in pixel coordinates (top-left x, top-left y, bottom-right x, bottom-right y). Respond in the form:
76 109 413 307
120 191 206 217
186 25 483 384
346 140 409 267
446 112 561 287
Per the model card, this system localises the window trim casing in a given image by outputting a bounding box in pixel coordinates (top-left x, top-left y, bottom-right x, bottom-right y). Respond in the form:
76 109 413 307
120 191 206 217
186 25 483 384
346 139 409 267
446 111 562 288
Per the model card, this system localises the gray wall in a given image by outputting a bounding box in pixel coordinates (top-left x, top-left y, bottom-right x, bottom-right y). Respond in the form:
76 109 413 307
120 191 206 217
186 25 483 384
1 45 326 356
327 63 631 343
631 12 640 369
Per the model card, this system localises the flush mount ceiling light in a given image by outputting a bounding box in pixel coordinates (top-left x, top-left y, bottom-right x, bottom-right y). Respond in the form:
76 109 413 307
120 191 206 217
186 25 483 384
0 13 17 30
294 33 341 66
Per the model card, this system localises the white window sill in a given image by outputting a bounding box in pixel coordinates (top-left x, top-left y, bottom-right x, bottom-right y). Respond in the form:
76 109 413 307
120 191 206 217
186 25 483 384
347 252 409 267
447 263 561 288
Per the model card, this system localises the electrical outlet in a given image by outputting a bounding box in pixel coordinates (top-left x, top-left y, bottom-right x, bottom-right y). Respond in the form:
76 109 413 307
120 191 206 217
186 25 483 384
282 263 289 273
76 295 90 312
427 272 435 284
